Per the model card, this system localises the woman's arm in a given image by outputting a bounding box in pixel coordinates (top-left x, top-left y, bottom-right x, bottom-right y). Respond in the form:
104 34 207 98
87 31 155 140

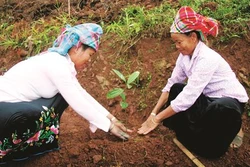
162 55 186 92
155 105 176 122
46 59 111 132
151 91 169 115
138 91 176 135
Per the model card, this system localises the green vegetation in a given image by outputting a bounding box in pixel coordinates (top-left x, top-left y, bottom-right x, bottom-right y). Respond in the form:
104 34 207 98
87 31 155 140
105 4 175 39
0 14 77 55
1 0 249 54
105 3 176 54
106 0 250 45
180 0 250 42
106 69 140 109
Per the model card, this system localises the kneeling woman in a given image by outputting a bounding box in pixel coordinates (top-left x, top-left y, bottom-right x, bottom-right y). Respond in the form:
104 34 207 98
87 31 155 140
138 6 249 158
0 23 131 164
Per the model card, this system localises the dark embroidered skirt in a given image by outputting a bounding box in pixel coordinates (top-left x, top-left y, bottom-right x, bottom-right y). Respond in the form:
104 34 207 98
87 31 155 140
162 83 245 159
0 93 68 164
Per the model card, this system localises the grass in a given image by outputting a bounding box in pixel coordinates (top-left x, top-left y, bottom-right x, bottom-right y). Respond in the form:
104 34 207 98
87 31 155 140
105 2 175 55
0 13 78 56
106 0 250 45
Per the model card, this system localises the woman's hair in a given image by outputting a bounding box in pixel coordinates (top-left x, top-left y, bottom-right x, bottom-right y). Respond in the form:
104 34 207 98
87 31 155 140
82 44 92 51
185 30 210 45
73 43 93 52
184 31 201 40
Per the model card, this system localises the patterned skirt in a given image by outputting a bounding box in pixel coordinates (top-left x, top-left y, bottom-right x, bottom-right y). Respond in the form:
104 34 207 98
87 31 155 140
0 93 68 164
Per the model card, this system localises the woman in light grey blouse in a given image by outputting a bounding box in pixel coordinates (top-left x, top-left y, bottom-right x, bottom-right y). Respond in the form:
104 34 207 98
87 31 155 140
138 6 249 158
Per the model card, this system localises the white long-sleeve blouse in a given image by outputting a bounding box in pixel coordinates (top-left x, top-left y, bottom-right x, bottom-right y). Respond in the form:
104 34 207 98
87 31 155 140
0 52 111 132
162 41 249 113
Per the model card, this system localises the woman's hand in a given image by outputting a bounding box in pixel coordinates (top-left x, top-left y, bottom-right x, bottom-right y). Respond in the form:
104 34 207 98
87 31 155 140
138 106 176 135
141 113 156 127
109 116 133 140
137 113 160 135
111 117 133 133
109 123 130 140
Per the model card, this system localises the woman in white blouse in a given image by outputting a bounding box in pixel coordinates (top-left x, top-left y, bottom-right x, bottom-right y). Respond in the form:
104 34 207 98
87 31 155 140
0 23 131 163
138 6 249 158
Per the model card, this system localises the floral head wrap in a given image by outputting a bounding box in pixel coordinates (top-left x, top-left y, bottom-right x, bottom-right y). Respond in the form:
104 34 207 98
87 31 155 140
170 6 219 41
48 23 103 56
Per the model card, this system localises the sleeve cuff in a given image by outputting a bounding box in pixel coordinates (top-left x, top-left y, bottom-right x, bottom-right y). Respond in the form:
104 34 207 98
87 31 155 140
89 119 111 133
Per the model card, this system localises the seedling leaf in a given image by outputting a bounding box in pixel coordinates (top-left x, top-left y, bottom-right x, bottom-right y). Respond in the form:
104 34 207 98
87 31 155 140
120 101 128 109
113 69 126 82
120 92 126 101
127 84 132 89
106 88 124 99
127 71 140 85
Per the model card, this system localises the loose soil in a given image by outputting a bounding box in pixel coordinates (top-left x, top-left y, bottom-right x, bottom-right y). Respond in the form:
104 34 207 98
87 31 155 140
0 0 250 167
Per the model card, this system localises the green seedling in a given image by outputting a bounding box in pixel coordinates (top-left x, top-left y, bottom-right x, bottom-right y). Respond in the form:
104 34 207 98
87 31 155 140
107 69 140 109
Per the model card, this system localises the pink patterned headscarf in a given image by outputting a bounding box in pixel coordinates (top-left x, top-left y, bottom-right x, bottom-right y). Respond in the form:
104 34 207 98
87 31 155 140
170 6 219 41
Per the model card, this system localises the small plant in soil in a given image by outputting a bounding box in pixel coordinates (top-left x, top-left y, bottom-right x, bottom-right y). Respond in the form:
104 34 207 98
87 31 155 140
106 69 140 109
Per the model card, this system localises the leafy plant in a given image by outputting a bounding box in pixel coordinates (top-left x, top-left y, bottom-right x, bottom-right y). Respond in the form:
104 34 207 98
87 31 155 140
106 69 140 109
105 0 250 51
105 3 175 55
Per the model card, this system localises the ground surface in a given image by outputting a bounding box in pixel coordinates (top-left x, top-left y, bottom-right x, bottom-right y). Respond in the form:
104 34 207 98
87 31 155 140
0 0 250 167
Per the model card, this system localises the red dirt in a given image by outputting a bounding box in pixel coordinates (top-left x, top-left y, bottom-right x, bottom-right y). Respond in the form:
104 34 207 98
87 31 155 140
0 1 250 167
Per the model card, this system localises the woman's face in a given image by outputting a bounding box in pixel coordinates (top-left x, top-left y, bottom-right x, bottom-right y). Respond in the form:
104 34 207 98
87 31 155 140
171 33 197 56
70 46 96 70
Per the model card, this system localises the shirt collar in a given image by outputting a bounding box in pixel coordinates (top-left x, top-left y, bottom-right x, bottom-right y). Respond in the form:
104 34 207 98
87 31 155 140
66 54 77 76
192 41 204 59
